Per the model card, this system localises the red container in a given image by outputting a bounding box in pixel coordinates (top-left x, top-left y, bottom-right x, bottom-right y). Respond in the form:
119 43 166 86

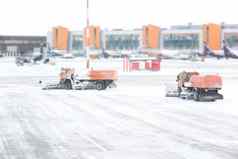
145 61 151 70
130 62 140 71
151 60 160 71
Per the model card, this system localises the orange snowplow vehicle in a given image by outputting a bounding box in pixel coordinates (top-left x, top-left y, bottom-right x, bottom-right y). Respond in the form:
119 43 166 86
186 74 223 101
167 71 223 101
43 68 118 90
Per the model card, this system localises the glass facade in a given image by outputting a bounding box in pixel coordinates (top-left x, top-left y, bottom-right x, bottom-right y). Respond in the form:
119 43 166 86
224 33 238 49
163 33 199 50
105 34 140 50
72 34 83 50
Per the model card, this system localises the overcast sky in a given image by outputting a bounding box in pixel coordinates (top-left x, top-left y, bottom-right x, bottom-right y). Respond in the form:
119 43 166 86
0 0 237 35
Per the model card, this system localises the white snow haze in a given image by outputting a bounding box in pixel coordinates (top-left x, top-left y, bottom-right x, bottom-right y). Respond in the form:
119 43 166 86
0 0 237 35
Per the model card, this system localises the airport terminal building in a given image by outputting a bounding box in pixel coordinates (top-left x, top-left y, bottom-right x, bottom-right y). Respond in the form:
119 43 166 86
48 23 238 56
1 23 238 57
48 25 160 56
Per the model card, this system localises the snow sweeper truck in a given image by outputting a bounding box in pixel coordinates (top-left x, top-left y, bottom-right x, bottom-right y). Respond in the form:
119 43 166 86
42 68 118 90
166 71 223 101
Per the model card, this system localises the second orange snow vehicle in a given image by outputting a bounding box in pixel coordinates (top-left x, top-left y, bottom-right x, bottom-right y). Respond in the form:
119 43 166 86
166 71 223 101
43 68 118 90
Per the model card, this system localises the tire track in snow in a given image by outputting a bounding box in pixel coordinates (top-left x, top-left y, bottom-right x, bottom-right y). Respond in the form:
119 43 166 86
100 94 238 139
45 92 115 152
78 93 238 159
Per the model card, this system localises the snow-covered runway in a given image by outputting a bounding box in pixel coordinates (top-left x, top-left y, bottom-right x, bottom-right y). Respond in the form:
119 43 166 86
0 58 238 159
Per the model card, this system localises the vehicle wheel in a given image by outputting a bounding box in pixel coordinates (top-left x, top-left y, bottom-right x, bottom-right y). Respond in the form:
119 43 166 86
108 81 116 88
64 79 72 90
193 91 200 101
177 87 182 97
105 80 113 89
96 81 105 90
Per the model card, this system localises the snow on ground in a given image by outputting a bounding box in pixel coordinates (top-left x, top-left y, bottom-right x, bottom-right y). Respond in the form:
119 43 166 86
0 57 238 159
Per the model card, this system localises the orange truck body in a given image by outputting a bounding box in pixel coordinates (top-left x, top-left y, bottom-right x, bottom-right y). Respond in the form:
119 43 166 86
190 75 222 89
88 70 118 80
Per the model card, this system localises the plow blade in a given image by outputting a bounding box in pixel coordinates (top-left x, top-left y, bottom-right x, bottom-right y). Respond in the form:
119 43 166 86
165 88 179 97
166 91 179 97
42 84 62 90
165 84 179 97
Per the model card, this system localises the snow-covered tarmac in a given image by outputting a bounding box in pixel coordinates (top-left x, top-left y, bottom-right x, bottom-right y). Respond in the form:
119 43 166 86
0 58 238 159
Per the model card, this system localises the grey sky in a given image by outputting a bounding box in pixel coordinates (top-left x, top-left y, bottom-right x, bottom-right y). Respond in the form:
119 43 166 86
0 0 237 35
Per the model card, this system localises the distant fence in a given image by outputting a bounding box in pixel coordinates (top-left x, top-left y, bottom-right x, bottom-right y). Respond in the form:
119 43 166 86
1 52 20 57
